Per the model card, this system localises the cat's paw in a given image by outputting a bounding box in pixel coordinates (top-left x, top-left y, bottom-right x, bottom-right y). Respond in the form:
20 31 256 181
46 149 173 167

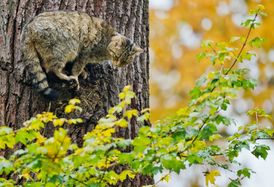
80 69 89 80
68 76 80 90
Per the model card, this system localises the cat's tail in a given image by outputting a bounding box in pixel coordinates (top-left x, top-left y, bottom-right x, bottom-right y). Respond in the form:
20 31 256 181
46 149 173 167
21 30 59 100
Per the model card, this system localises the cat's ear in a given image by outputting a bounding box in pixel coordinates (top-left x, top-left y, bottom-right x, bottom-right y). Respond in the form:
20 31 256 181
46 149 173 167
132 45 144 54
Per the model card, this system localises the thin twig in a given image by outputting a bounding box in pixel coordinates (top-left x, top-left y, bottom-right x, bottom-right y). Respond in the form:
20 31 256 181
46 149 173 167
178 117 210 155
209 44 218 55
153 172 171 187
209 13 258 93
225 13 258 75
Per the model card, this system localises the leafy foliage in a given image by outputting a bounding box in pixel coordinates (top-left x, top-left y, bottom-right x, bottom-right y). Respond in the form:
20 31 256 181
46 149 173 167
0 5 273 187
150 1 274 123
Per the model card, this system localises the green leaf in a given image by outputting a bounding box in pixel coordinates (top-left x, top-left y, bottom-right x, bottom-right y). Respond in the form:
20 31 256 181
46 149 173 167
201 40 213 48
226 149 238 161
248 108 271 119
0 127 13 135
172 130 186 141
0 178 15 186
241 52 255 62
200 124 217 140
252 145 270 160
221 103 228 111
0 157 13 175
133 137 151 147
215 115 230 126
187 154 203 165
249 37 265 48
5 137 15 149
133 137 150 152
228 179 241 187
190 87 201 99
15 129 36 145
237 168 252 178
264 129 274 137
138 126 151 136
161 156 185 174
241 19 254 28
116 139 132 149
196 52 206 61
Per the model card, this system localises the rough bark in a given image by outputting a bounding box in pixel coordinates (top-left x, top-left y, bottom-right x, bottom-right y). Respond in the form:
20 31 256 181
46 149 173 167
0 0 152 186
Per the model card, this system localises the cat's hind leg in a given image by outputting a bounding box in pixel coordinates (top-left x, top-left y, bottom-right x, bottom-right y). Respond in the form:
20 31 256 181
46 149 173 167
50 62 79 86
53 68 79 90
53 69 77 81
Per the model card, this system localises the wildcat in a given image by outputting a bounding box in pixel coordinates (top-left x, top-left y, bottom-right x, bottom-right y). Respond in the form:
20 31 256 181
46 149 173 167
21 11 143 100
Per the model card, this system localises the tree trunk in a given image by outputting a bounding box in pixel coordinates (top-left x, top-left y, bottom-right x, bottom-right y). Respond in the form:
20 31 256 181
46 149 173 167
0 0 152 186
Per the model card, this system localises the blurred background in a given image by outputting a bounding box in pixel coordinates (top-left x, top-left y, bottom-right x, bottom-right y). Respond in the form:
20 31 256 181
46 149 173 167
149 0 274 186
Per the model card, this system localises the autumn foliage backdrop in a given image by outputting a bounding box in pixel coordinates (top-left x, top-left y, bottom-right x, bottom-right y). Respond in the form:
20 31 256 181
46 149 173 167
150 0 273 123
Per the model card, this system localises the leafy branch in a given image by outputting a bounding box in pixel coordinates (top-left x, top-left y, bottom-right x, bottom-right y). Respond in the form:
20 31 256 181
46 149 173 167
225 12 258 75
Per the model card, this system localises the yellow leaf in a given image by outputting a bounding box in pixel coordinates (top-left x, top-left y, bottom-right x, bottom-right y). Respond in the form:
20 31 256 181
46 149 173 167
53 118 66 127
191 140 206 152
208 72 216 79
205 170 220 186
67 118 83 125
74 148 83 155
119 170 135 181
75 118 84 123
209 134 222 141
162 174 170 182
176 107 189 116
116 119 128 128
36 112 57 122
0 140 5 149
36 134 46 144
21 169 32 180
69 98 81 105
46 142 59 158
123 85 132 92
28 119 44 130
102 128 115 137
119 93 126 100
141 108 150 113
127 171 135 179
124 109 138 119
65 104 76 114
258 4 265 10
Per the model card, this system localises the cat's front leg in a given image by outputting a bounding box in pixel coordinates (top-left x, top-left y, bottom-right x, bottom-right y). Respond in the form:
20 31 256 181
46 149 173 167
80 67 89 79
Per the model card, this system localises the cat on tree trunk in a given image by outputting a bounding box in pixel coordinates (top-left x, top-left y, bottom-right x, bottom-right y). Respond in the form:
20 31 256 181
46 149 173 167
21 11 143 100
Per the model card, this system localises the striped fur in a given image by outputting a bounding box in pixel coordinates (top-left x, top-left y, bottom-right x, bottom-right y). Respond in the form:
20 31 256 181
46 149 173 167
21 11 143 99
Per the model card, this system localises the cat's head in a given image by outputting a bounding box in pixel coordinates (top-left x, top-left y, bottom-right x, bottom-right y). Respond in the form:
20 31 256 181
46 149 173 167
107 33 143 67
